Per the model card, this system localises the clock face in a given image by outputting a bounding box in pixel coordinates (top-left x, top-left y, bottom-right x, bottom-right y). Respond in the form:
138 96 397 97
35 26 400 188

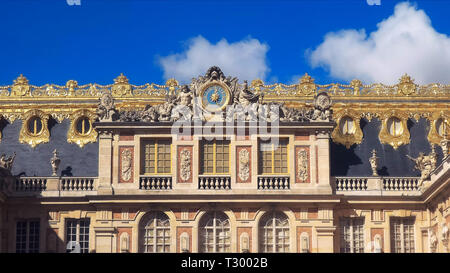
201 84 230 112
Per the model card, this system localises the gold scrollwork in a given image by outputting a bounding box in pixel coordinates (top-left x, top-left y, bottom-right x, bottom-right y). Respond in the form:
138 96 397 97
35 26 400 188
111 73 132 97
297 73 316 95
11 74 31 96
427 111 449 145
331 109 363 148
378 110 410 149
397 74 417 96
67 109 98 148
165 78 179 96
19 109 50 148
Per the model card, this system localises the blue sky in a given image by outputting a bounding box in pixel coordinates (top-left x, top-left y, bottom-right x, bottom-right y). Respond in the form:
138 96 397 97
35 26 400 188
1 0 450 85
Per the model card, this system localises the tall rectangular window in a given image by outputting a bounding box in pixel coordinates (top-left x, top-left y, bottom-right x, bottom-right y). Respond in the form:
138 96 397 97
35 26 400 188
142 139 172 174
391 217 415 253
16 220 40 253
201 140 230 174
66 219 90 253
339 217 364 253
259 139 288 174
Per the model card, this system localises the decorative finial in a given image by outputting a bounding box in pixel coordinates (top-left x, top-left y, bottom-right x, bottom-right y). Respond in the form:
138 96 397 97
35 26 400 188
165 78 179 95
50 149 61 176
298 73 316 95
369 149 379 176
114 73 129 84
397 73 416 95
13 74 29 85
300 73 314 84
66 80 78 95
350 79 363 95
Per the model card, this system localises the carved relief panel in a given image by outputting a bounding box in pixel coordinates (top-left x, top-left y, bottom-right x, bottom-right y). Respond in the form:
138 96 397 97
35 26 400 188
236 146 251 183
178 146 193 183
295 146 310 183
119 146 134 183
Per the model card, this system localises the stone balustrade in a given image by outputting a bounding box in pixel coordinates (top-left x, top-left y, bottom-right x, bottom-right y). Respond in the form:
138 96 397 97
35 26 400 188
258 176 290 190
198 176 231 190
15 177 47 192
139 176 172 190
334 176 421 195
61 177 95 191
383 177 419 191
335 177 368 191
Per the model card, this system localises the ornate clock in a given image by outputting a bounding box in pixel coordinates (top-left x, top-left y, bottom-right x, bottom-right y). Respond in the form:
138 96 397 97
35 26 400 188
200 83 231 112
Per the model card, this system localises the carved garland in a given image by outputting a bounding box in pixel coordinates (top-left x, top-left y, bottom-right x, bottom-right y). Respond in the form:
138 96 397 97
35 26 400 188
67 109 98 148
295 146 310 183
238 148 250 182
179 149 191 182
19 109 50 148
120 148 133 183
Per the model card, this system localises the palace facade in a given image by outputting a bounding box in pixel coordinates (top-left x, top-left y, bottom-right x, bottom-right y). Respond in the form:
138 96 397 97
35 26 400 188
0 67 449 253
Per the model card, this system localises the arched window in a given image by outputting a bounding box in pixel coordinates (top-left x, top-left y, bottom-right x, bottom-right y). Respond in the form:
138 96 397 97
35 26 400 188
140 211 171 253
199 211 230 253
259 211 290 253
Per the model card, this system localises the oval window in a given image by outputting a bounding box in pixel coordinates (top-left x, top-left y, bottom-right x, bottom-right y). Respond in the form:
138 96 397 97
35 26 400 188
436 118 446 137
75 117 91 135
27 116 43 135
339 116 355 135
387 117 403 137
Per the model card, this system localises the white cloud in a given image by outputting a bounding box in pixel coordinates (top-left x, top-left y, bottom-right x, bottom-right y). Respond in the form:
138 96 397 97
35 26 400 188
158 36 269 83
308 2 450 84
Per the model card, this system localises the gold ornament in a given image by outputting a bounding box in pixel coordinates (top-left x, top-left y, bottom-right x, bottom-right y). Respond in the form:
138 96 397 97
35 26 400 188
19 109 50 148
427 111 449 146
378 110 410 149
397 74 416 96
11 74 31 97
67 109 98 148
66 80 78 96
331 109 363 149
111 73 132 97
297 73 316 95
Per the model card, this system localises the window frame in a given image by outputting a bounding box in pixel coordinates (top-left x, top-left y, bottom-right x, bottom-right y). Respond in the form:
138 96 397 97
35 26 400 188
200 139 231 175
390 217 415 253
199 211 231 253
15 219 40 253
140 211 171 253
339 217 365 253
258 139 289 175
65 218 90 253
141 139 173 175
259 211 290 253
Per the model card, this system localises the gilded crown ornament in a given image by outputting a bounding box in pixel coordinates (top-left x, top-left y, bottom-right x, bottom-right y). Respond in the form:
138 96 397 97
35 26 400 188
297 73 316 95
112 73 131 96
397 73 416 95
11 74 30 96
